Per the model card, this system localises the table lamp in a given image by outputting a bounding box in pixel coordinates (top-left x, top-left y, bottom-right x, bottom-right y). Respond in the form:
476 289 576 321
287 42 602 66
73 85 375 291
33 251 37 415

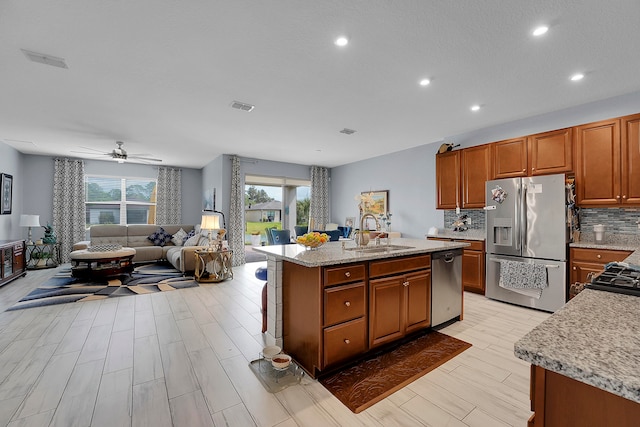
200 213 221 251
19 214 40 245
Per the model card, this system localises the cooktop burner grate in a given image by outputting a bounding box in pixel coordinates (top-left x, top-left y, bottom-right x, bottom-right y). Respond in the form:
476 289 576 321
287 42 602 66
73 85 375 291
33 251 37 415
586 264 640 296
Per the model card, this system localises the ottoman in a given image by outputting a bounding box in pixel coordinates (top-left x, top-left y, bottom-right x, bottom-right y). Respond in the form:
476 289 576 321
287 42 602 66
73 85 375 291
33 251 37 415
70 247 136 279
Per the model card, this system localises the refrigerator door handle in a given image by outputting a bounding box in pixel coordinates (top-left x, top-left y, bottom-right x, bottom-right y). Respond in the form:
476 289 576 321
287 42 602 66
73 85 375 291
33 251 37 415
515 183 521 252
521 182 528 252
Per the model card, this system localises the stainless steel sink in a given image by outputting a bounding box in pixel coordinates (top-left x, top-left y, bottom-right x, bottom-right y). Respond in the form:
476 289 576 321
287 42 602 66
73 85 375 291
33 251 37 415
345 244 415 253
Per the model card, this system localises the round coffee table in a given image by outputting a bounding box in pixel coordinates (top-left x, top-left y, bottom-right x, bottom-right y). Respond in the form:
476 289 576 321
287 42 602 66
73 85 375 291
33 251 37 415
70 247 136 279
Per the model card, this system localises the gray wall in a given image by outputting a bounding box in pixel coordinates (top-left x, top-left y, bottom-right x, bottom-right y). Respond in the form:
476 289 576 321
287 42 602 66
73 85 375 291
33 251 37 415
0 142 25 240
331 143 445 239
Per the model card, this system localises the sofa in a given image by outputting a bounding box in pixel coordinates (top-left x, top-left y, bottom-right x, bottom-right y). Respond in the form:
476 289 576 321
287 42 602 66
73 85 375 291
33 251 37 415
73 224 222 273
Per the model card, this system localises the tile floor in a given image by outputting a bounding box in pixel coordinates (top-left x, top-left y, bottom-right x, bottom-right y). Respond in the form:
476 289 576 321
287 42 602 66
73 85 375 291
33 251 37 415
0 262 550 426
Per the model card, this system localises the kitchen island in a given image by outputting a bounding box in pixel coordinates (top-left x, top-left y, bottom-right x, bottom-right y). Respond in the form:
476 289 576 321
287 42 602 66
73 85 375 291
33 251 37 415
515 249 640 426
254 238 467 378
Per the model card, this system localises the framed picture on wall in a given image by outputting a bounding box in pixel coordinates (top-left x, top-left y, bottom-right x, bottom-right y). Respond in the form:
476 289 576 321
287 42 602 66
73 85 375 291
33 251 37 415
361 190 388 216
203 188 215 211
1 173 12 215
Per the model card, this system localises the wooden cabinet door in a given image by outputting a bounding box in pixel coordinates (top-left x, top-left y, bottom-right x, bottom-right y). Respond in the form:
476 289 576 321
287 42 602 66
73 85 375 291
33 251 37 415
570 261 605 285
436 151 460 209
462 250 485 294
369 276 403 347
575 119 621 206
493 137 527 178
461 144 492 208
404 271 431 333
529 128 573 175
621 113 640 205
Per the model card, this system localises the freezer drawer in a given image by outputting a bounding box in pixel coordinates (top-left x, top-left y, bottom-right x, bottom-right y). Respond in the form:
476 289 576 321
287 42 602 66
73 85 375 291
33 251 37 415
485 254 567 312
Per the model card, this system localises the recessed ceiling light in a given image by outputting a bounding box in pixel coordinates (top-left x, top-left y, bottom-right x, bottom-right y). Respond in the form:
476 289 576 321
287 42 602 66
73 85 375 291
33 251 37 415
419 78 431 86
335 36 349 47
570 73 584 81
532 26 549 36
470 105 481 112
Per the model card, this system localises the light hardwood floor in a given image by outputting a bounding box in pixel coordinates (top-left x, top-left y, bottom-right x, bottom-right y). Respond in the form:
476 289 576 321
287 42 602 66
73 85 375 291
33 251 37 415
0 262 549 426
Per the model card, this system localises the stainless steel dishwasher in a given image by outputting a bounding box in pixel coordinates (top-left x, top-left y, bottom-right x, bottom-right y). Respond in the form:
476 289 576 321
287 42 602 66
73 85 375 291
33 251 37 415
431 248 463 327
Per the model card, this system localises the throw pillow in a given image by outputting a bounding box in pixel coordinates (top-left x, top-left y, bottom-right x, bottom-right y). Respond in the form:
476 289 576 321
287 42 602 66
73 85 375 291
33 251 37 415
171 228 187 246
183 229 196 244
147 227 173 247
184 232 201 247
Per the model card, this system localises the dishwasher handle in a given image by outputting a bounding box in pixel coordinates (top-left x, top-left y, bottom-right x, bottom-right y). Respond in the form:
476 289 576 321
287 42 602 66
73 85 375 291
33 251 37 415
431 248 463 262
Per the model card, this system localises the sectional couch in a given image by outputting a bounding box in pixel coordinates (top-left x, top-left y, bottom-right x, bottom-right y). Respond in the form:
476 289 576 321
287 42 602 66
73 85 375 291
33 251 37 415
73 224 218 273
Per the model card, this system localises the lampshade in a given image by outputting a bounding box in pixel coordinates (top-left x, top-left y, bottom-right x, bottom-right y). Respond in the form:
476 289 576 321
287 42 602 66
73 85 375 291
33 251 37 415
19 214 40 227
200 214 220 231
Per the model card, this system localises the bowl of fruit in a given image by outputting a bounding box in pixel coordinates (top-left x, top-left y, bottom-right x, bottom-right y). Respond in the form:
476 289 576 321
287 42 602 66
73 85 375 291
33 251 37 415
296 232 330 250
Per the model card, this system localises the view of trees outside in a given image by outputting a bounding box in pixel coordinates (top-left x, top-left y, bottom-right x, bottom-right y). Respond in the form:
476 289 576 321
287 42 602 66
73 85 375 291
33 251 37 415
85 176 156 226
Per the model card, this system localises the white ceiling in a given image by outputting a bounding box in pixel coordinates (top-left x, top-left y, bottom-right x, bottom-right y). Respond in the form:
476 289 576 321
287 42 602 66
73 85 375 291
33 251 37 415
2 0 640 169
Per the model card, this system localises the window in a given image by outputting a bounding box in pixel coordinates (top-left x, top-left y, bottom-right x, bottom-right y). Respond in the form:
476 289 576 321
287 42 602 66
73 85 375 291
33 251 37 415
85 176 157 227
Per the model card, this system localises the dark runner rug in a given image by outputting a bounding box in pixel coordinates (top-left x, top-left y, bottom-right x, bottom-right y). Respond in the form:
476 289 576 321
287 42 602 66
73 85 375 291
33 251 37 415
319 331 471 413
8 263 198 311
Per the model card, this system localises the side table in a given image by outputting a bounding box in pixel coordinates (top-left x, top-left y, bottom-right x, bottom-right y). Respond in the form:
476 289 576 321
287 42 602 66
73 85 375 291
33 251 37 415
194 249 233 282
26 243 61 269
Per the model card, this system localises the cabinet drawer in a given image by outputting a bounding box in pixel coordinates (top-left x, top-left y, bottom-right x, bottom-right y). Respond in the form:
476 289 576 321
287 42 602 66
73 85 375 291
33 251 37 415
324 282 366 327
570 248 632 263
458 240 484 251
323 317 367 367
369 254 431 278
324 263 366 286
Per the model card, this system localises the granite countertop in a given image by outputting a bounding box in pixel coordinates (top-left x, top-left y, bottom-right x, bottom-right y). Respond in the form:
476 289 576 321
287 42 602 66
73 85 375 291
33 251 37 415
515 289 640 403
253 238 468 267
426 229 485 241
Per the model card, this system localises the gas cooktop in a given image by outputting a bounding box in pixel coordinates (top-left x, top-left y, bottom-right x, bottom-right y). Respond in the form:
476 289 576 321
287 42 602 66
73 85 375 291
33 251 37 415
586 263 640 296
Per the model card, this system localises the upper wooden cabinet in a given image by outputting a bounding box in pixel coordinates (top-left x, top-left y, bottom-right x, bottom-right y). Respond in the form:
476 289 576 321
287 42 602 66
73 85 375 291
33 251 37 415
575 119 621 206
529 128 573 175
621 113 640 205
493 128 573 179
461 144 493 208
435 150 460 209
493 137 528 178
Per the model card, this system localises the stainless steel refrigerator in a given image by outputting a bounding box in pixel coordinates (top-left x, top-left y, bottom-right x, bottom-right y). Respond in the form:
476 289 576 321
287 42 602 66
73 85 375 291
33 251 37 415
485 173 568 312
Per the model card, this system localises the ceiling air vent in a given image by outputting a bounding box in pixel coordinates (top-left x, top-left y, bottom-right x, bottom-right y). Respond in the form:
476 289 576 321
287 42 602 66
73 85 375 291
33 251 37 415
230 101 255 112
340 128 356 135
21 49 68 69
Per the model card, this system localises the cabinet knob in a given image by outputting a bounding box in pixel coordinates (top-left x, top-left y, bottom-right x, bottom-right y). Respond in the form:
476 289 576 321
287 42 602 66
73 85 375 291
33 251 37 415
344 271 351 278
344 301 351 307
597 254 601 259
522 169 526 172
573 266 577 270
616 195 621 199
623 195 627 199
344 339 350 344
532 168 535 171
403 281 409 287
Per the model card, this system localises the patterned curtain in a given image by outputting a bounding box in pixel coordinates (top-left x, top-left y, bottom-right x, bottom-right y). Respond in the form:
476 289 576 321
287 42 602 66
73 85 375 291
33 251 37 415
52 158 85 262
229 155 246 266
156 167 182 224
309 165 330 230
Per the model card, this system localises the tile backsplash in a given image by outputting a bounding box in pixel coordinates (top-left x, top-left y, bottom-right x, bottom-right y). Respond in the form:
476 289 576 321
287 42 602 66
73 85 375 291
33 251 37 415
443 209 486 231
579 207 640 235
445 207 639 235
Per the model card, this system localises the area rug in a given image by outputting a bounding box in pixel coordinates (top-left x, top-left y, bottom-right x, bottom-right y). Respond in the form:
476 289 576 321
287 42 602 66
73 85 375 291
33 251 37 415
8 263 198 311
319 331 471 413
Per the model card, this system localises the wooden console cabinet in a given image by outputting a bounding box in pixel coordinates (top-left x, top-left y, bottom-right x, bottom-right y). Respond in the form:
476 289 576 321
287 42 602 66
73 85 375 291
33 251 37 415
283 254 432 378
0 240 26 287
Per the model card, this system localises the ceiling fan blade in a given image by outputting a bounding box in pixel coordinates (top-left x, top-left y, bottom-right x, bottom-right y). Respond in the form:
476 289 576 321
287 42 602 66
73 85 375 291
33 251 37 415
76 146 109 154
127 155 163 162
70 150 110 157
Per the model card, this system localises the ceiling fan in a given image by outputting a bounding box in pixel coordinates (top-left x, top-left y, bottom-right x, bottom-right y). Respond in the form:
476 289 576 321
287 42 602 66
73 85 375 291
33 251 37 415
72 141 162 164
